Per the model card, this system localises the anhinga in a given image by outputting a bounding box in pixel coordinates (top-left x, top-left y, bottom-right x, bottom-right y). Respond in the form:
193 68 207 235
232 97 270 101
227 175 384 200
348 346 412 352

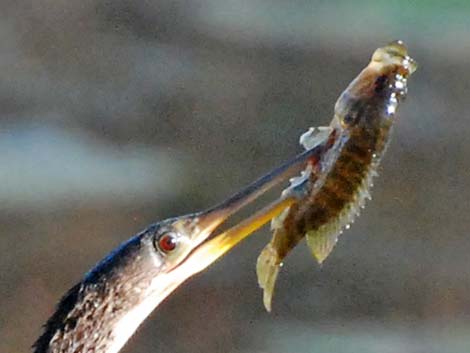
33 144 325 353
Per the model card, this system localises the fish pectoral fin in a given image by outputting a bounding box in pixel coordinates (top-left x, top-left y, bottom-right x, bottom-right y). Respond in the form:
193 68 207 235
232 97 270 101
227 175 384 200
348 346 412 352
256 243 281 312
306 225 341 265
299 126 333 150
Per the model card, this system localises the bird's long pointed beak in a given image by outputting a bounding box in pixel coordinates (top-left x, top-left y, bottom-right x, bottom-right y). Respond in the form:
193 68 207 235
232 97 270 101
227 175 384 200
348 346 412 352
193 142 325 235
184 196 297 276
177 144 326 277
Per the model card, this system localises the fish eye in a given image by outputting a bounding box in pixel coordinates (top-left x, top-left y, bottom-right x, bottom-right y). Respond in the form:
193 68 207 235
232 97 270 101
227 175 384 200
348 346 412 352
156 232 178 254
343 114 355 125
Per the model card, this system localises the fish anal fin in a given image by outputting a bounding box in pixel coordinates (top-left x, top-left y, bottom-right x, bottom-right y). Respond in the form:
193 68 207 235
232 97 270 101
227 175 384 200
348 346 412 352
306 226 340 265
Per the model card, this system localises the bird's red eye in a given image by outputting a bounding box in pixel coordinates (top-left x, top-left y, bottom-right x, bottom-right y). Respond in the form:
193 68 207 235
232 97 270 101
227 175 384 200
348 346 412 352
158 233 178 253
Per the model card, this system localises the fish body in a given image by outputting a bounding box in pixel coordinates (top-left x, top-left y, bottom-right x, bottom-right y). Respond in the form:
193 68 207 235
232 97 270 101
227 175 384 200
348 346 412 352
257 41 417 311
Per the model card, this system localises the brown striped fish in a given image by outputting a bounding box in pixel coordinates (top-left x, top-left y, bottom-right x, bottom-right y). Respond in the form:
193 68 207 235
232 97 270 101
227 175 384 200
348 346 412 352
257 41 417 311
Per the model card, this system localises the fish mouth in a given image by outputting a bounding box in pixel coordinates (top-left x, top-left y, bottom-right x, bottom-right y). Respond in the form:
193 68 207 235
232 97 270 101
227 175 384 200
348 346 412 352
372 40 418 76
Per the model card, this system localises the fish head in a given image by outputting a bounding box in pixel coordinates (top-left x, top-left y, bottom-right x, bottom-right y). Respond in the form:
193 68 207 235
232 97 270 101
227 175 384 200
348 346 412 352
334 40 417 131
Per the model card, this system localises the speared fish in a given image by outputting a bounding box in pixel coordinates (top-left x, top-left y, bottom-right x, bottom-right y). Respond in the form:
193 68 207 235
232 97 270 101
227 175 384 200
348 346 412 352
257 41 417 311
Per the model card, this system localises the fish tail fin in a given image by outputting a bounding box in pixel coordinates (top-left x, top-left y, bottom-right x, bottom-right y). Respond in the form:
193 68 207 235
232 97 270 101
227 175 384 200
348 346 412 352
256 243 281 312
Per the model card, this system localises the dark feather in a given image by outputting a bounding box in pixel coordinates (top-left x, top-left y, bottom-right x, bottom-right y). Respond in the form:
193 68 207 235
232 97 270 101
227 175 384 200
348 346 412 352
32 282 83 353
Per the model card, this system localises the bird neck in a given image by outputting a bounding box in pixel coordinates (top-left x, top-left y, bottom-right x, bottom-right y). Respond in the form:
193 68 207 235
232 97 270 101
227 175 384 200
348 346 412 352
33 234 180 353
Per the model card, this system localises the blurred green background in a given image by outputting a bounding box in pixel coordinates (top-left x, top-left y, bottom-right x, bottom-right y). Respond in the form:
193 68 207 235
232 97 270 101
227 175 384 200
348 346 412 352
1 1 470 352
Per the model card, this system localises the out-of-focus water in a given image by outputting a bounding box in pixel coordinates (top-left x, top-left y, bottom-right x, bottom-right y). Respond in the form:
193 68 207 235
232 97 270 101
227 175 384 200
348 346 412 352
1 1 470 352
